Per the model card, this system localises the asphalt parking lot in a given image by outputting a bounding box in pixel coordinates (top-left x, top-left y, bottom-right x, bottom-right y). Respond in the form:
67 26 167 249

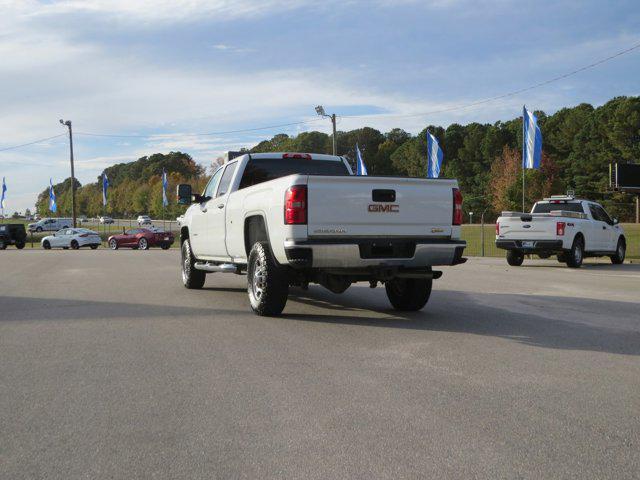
1 250 639 479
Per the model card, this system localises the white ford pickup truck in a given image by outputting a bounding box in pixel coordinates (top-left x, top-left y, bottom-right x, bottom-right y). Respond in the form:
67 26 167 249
177 152 467 315
495 196 626 268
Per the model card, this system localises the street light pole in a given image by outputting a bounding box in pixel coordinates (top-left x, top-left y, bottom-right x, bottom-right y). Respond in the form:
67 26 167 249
60 119 77 228
315 106 337 155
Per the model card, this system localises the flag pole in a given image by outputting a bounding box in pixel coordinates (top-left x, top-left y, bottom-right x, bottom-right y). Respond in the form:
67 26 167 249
522 106 526 213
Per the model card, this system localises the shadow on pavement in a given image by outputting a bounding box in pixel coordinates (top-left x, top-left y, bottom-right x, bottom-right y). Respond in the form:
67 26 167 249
287 287 640 356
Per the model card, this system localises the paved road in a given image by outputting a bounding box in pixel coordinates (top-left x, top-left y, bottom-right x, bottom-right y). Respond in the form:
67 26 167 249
1 251 639 479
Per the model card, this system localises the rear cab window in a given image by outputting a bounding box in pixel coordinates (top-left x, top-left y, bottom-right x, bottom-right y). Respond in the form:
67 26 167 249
532 202 584 214
239 157 350 190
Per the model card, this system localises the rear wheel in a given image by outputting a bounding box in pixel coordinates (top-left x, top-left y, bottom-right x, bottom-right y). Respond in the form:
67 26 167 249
43 240 51 250
181 239 206 289
506 250 524 266
109 239 118 250
90 245 98 250
138 237 149 250
247 242 289 316
566 236 584 268
0 241 6 250
70 240 79 250
385 277 432 311
15 241 25 250
36 227 42 232
610 237 626 265
161 244 170 250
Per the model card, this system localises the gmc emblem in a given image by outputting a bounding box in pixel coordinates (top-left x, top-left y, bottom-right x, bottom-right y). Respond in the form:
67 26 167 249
368 204 399 213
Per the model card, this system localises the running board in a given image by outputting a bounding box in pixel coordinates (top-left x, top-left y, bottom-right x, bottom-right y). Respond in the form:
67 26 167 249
194 262 240 273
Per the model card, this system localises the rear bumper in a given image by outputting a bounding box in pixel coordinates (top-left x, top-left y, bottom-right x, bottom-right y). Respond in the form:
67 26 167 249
496 239 564 252
284 237 467 268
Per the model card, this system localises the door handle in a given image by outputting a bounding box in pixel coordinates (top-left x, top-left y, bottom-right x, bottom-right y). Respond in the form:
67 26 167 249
201 207 207 213
602 226 606 230
217 204 224 209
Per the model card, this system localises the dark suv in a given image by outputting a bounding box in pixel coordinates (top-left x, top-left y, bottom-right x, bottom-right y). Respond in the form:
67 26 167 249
0 224 27 249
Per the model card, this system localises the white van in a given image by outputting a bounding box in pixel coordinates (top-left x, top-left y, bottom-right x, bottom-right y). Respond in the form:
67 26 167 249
28 218 73 232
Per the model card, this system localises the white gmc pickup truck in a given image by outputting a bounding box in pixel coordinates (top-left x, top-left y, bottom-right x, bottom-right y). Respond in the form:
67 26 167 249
496 196 626 268
177 152 467 315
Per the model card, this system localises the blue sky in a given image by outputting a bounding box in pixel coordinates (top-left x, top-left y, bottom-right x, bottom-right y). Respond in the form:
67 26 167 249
1 0 639 213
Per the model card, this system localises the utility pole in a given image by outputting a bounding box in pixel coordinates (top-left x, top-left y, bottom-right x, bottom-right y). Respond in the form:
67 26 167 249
315 106 337 155
59 119 77 228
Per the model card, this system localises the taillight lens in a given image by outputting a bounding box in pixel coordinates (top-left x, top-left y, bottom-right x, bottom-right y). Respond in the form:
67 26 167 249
495 222 500 235
285 185 307 224
452 188 463 225
556 222 566 236
283 153 312 160
79 233 89 238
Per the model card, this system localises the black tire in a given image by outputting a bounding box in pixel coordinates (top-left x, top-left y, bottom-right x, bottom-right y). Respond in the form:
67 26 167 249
0 241 6 250
43 240 51 250
506 250 524 266
385 277 433 311
610 237 626 265
557 254 567 263
109 239 118 250
538 252 551 259
15 241 25 249
161 244 170 250
247 242 289 316
70 240 79 250
138 237 149 250
566 235 584 268
90 245 98 250
36 227 43 232
181 239 206 289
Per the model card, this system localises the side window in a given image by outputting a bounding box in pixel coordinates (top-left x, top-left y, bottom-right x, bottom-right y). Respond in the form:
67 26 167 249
216 163 238 197
204 167 224 199
589 205 602 222
67 230 75 235
595 205 613 225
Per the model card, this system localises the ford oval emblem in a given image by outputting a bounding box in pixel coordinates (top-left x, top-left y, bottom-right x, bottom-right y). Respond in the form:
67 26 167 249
523 224 532 229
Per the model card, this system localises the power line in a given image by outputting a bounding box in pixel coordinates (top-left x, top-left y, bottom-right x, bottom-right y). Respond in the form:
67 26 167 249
340 40 640 121
0 133 66 153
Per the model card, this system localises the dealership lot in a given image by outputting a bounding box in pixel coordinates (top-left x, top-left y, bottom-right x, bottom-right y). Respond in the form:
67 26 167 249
1 251 639 479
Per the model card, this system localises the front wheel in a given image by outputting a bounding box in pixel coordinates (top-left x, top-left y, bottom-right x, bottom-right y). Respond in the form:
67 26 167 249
610 238 626 265
506 250 524 266
0 241 6 250
161 244 170 250
566 236 584 268
70 240 79 250
138 238 149 250
109 239 118 250
247 242 289 316
90 245 98 250
42 240 51 250
36 227 43 232
15 241 25 249
181 239 206 289
385 277 433 311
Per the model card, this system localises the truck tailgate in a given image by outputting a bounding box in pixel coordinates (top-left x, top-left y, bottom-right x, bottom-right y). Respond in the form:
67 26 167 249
498 215 557 239
306 176 455 237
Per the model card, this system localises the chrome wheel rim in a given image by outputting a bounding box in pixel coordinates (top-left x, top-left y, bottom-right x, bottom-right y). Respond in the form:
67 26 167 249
140 239 147 249
574 244 582 263
251 258 267 301
110 240 117 249
182 246 190 284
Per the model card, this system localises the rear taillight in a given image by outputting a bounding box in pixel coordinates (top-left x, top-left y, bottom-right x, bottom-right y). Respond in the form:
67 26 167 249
452 188 463 226
556 222 566 236
79 233 89 237
495 222 500 235
285 185 307 224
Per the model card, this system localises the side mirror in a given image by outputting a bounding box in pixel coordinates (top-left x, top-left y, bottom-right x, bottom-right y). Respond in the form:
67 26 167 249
177 184 193 205
613 218 619 225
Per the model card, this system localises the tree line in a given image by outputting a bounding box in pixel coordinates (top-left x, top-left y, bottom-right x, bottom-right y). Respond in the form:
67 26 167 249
36 96 639 221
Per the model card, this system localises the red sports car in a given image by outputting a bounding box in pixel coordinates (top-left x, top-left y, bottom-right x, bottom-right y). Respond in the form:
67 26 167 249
107 228 174 250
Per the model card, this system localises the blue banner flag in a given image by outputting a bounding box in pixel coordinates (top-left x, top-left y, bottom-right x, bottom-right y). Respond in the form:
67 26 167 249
162 169 169 207
426 132 443 178
1 177 6 210
102 173 109 206
49 179 57 213
523 106 542 169
355 144 368 176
